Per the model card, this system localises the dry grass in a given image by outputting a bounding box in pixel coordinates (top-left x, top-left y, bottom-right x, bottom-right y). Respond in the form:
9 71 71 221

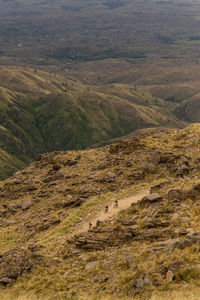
151 289 200 300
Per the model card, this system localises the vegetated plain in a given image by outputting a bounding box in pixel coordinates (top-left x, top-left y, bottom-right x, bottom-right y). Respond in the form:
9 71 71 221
0 0 200 65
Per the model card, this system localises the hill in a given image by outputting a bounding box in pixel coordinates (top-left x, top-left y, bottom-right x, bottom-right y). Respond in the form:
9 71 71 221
0 124 200 299
176 94 200 123
0 66 185 180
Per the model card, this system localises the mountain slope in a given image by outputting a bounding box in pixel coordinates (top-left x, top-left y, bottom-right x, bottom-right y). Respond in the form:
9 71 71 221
176 94 200 122
0 66 185 180
0 124 200 299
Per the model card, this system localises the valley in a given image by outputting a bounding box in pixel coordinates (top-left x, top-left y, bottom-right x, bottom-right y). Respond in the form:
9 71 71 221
0 66 185 180
0 0 200 299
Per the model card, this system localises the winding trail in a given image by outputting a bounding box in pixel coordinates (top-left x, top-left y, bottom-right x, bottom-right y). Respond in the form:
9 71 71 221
74 189 149 235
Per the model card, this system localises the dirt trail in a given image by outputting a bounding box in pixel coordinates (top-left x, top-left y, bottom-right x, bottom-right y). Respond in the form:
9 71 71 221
74 189 149 235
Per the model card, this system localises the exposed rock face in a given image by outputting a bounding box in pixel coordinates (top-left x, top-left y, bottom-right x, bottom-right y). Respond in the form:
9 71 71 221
139 193 163 208
188 183 200 199
0 248 42 285
71 227 138 250
109 139 141 154
166 189 187 203
148 151 176 164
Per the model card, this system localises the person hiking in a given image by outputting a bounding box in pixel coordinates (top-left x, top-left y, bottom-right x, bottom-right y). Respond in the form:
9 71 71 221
114 199 118 208
89 221 92 229
105 205 109 213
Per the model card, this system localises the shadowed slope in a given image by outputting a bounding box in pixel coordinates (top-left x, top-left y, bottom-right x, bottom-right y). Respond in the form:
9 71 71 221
0 66 185 179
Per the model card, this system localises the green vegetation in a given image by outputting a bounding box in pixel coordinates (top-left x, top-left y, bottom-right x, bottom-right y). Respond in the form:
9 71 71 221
0 125 200 299
0 0 200 65
0 66 185 180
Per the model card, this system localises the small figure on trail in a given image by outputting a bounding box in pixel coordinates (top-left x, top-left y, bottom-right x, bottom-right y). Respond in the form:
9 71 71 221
89 221 92 229
114 199 118 208
105 205 109 213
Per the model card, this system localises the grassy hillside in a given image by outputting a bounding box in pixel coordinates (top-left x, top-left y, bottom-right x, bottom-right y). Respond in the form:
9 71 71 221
176 94 200 122
0 124 200 299
0 66 185 180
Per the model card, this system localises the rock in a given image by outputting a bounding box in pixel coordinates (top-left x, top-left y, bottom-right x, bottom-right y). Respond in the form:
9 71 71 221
0 248 42 285
109 139 140 154
6 220 16 225
42 172 64 183
96 220 104 226
188 183 200 200
37 218 60 232
176 164 189 176
157 238 180 247
135 277 144 289
62 197 85 208
140 193 163 208
167 188 187 203
145 219 170 228
149 151 176 164
85 261 99 270
154 208 174 218
103 172 116 182
52 164 61 171
179 155 190 165
132 277 144 294
144 277 151 285
166 270 174 283
22 199 33 210
0 277 13 285
73 226 138 250
28 244 43 251
119 219 137 226
150 181 171 193
64 159 78 166
128 171 144 180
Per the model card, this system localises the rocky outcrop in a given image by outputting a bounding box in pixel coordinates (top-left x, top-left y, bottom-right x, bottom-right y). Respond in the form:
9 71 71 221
0 248 42 285
109 139 141 155
71 226 138 250
166 188 187 203
139 193 163 208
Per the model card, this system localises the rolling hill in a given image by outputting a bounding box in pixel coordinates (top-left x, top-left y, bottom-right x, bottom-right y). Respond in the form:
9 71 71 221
176 94 200 123
0 66 186 180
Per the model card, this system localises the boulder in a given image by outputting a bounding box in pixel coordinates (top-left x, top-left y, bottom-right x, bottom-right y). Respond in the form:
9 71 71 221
52 164 61 171
188 183 200 200
22 199 33 210
0 248 42 285
64 159 78 166
157 238 180 247
128 171 144 180
132 277 144 294
145 219 170 229
103 172 116 182
176 164 189 176
167 188 187 203
85 261 99 270
140 193 163 208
